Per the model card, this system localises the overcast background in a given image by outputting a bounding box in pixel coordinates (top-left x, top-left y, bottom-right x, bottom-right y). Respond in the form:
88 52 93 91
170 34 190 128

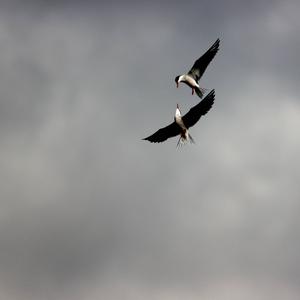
0 0 300 299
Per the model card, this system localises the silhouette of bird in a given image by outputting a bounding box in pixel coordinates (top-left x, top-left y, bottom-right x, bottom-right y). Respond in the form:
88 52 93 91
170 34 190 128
175 39 219 98
143 90 215 146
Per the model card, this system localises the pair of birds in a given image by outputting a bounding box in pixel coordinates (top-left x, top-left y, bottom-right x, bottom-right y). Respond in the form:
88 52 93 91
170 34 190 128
143 38 220 146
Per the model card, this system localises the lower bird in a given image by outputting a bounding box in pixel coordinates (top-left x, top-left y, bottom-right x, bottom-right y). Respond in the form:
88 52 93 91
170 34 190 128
143 89 215 146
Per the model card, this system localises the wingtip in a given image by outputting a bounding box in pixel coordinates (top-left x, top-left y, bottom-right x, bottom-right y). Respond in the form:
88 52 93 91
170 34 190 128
142 137 162 143
142 137 155 143
211 38 220 51
207 89 215 97
204 89 215 103
204 39 220 56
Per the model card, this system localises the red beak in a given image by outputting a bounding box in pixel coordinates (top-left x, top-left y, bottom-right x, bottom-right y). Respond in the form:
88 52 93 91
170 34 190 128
176 82 179 88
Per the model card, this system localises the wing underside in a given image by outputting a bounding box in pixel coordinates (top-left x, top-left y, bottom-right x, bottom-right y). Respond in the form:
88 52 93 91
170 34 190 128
143 122 180 143
182 89 215 128
188 38 220 82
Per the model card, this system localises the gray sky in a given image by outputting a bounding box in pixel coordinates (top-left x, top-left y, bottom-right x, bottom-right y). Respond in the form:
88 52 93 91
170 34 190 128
0 0 300 299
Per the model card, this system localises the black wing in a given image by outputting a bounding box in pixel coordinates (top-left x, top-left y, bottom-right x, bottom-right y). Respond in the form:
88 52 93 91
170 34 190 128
182 89 215 129
143 121 180 143
187 39 220 82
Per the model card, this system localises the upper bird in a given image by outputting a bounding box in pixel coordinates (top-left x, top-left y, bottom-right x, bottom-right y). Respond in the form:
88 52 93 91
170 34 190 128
143 90 215 146
175 39 220 98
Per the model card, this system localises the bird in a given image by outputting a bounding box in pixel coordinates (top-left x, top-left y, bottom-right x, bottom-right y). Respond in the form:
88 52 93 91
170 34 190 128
175 38 220 98
143 89 215 146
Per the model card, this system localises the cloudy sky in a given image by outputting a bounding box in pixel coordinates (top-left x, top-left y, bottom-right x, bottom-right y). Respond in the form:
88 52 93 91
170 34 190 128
0 0 300 299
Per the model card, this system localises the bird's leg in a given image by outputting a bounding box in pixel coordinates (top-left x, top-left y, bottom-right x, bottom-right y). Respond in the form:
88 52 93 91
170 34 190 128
192 88 194 95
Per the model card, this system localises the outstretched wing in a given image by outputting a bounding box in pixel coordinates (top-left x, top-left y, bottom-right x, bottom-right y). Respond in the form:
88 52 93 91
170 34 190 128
187 39 220 82
182 89 215 129
143 122 180 143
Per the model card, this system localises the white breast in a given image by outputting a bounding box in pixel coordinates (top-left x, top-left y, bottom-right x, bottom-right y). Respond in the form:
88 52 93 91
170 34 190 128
175 113 186 130
186 75 198 87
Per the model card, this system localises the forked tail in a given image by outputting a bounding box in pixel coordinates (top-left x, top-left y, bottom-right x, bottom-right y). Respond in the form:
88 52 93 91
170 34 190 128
195 87 207 98
177 131 195 148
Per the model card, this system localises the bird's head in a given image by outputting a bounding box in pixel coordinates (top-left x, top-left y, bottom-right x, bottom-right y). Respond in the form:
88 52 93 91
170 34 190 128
175 76 180 88
175 103 181 116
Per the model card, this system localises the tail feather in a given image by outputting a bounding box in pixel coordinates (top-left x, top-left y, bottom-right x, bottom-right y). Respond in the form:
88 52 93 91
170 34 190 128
188 132 195 144
176 131 195 148
195 87 207 98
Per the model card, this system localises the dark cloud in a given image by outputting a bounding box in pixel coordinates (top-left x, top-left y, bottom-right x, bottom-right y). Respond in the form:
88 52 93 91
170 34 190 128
0 0 300 299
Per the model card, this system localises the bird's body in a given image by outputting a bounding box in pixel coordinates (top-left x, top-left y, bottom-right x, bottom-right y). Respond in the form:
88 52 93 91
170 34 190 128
174 104 194 146
177 74 200 92
174 105 185 129
175 39 220 98
143 90 215 146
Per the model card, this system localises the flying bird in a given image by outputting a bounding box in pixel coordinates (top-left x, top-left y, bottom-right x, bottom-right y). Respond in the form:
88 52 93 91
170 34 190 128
143 90 215 146
175 39 220 98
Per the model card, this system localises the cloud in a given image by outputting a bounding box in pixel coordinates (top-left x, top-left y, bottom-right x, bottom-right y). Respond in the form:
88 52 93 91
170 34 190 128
0 0 300 299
